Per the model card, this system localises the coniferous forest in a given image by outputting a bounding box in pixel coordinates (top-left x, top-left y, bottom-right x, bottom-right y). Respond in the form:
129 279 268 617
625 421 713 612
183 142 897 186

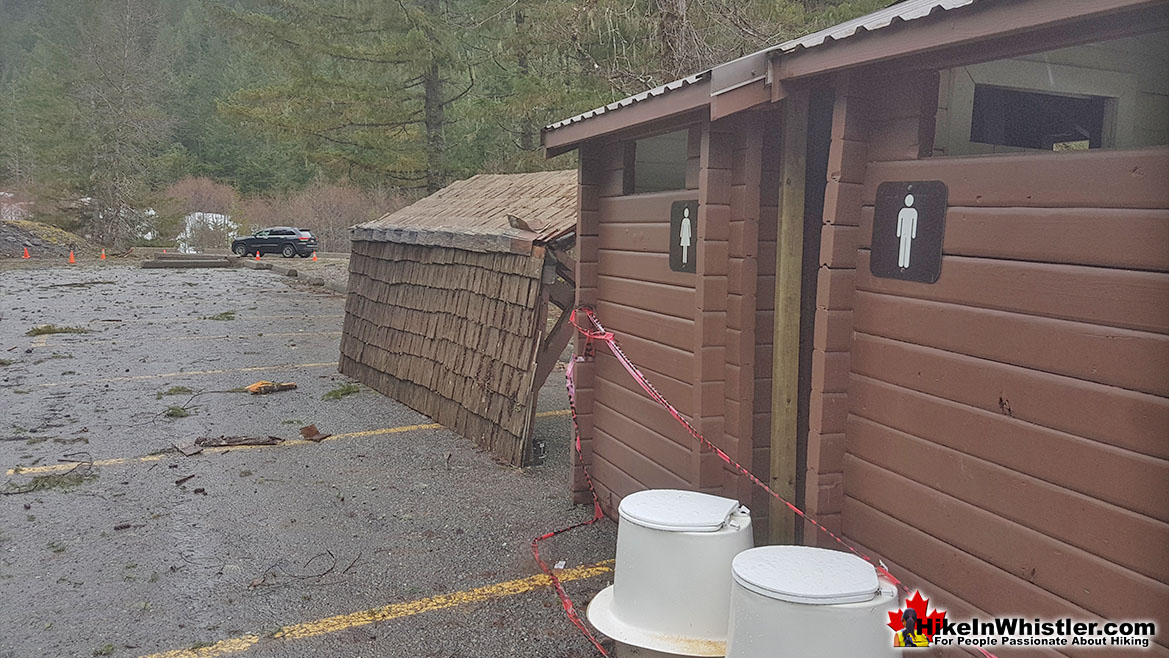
0 0 884 248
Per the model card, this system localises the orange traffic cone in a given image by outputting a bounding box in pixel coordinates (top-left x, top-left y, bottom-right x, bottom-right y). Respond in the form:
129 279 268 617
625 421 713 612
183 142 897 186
162 248 167 254
68 250 76 264
100 249 106 260
22 247 30 259
311 251 318 261
255 251 261 261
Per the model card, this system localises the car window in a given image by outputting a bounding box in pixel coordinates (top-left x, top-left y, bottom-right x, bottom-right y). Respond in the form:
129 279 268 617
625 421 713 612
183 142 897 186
255 230 269 237
276 229 295 236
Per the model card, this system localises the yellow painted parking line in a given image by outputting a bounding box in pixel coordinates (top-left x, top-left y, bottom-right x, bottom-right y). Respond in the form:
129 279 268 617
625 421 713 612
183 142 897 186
137 560 614 658
58 331 343 343
6 409 573 475
109 313 345 325
38 362 336 388
154 331 341 341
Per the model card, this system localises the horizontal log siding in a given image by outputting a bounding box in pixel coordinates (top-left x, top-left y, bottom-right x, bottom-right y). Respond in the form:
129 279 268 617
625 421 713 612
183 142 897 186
844 141 1169 657
582 129 705 513
752 117 781 538
569 142 602 503
692 119 734 497
801 75 878 545
725 112 765 510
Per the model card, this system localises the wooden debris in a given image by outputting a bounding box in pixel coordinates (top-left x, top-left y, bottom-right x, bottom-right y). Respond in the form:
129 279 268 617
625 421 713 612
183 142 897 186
245 381 297 395
194 435 284 447
299 425 331 442
173 442 204 457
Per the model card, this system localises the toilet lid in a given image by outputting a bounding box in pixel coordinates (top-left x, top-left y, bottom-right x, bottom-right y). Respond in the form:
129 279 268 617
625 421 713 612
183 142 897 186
618 489 741 532
732 546 879 605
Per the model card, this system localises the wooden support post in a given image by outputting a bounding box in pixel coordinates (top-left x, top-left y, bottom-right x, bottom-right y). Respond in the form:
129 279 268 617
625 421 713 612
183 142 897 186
533 305 575 390
770 89 809 544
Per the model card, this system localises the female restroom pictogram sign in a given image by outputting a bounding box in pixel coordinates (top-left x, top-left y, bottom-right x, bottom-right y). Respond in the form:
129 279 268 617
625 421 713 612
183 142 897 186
669 200 699 273
870 181 948 283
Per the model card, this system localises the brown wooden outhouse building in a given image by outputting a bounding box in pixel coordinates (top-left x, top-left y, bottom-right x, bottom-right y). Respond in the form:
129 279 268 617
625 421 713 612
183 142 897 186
544 0 1169 651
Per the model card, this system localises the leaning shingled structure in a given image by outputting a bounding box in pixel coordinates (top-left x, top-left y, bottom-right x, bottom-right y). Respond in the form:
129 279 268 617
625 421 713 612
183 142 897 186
340 171 578 466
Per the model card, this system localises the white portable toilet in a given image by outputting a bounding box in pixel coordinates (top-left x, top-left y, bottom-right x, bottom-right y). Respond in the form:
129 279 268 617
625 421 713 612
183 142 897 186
725 545 900 658
587 489 753 657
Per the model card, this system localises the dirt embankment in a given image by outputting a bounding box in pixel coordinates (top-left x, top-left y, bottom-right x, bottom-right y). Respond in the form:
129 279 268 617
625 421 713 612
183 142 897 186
0 219 94 258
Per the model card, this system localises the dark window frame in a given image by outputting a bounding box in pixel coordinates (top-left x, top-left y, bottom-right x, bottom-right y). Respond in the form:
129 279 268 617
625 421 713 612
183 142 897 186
969 83 1116 151
622 126 696 195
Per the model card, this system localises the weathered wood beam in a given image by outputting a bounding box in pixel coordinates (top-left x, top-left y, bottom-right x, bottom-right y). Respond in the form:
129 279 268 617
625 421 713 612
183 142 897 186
547 278 575 310
547 248 578 284
770 89 808 545
533 306 575 393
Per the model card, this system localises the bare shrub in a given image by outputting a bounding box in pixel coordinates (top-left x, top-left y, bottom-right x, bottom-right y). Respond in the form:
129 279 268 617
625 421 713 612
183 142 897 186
157 176 406 253
163 177 237 216
163 178 240 251
235 179 407 253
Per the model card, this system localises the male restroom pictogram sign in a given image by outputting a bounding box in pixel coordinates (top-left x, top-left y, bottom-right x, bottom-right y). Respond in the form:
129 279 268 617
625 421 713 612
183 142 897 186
669 200 699 273
870 181 948 283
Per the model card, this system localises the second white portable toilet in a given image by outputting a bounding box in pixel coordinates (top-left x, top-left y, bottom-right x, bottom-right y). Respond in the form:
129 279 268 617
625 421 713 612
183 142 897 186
725 545 900 658
587 489 753 656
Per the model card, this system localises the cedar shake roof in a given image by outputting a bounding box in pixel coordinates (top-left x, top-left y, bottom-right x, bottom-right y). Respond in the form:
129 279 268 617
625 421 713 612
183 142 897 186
353 170 577 253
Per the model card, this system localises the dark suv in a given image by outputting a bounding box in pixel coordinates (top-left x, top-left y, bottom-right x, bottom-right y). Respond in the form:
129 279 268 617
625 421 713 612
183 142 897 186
232 227 319 258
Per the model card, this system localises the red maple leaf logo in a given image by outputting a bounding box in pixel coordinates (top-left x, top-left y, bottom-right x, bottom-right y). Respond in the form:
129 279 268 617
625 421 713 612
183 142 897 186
888 590 947 642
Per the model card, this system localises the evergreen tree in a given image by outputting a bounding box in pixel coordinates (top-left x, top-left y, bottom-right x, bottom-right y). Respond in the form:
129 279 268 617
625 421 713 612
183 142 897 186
211 0 470 192
0 0 890 233
162 0 315 194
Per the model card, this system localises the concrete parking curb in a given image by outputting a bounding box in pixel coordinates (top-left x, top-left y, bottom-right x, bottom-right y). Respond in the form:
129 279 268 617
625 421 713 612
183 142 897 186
237 259 272 271
232 256 347 294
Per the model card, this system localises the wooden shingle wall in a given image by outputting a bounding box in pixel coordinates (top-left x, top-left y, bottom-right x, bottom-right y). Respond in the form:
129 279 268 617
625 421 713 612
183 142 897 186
340 240 546 466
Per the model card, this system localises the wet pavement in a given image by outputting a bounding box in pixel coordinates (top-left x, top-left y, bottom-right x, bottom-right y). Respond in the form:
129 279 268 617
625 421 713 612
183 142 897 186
261 256 351 291
0 263 616 658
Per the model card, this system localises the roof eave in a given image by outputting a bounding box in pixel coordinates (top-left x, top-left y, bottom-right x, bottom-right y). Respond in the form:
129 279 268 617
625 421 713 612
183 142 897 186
542 0 1167 146
543 74 712 156
768 0 1166 92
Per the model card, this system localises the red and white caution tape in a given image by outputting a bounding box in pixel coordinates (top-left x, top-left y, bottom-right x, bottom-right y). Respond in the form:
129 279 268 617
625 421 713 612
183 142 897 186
529 352 611 656
535 306 996 658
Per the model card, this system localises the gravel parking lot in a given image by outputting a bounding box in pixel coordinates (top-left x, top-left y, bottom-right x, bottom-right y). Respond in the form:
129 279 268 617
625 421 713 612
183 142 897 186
0 262 616 658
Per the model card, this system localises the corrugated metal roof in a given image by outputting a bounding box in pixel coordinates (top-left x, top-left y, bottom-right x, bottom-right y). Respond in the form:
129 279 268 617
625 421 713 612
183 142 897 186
355 170 577 245
544 0 978 134
545 72 707 131
764 0 975 57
